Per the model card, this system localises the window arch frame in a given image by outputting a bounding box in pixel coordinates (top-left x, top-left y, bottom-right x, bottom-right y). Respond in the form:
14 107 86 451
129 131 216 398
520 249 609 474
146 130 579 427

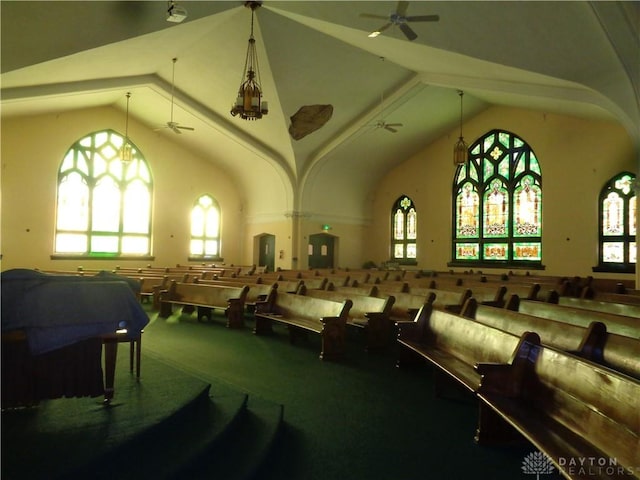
450 129 543 269
53 129 153 259
390 195 418 266
189 194 223 261
594 171 636 273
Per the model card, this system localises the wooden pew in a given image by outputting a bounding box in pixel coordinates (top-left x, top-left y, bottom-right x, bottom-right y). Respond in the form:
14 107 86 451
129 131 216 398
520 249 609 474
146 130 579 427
409 284 507 308
475 343 640 479
193 277 277 313
297 285 396 351
580 285 640 306
158 281 249 328
547 291 640 319
325 283 377 297
396 303 541 398
254 291 352 360
462 297 640 380
516 298 640 339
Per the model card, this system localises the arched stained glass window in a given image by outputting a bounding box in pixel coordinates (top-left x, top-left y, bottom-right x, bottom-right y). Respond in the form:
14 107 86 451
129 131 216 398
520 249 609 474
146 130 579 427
54 129 153 257
391 196 417 264
596 172 636 273
190 194 222 259
452 129 542 267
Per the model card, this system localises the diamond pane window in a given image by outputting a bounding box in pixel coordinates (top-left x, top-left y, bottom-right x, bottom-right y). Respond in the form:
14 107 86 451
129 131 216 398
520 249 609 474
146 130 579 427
452 129 542 266
190 194 221 258
55 130 153 256
391 196 418 264
597 172 636 271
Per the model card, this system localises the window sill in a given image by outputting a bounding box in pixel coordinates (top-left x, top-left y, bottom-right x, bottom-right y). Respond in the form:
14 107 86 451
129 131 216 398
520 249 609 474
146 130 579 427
51 254 155 261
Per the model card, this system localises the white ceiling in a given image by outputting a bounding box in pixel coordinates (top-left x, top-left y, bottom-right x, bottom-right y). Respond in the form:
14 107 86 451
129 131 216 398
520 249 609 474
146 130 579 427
2 1 638 222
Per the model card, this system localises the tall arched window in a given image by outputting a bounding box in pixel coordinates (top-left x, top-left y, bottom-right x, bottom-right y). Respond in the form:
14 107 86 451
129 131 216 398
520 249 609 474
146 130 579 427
190 194 221 260
391 195 417 265
54 129 153 257
595 172 636 273
452 129 542 267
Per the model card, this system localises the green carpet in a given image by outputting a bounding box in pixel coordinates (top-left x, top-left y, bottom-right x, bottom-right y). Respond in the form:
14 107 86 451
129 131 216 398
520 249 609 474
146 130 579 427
2 304 564 480
140 308 563 480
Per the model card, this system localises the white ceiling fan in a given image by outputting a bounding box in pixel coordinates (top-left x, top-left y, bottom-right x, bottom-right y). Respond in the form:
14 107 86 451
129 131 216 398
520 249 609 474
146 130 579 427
360 1 439 41
157 57 195 134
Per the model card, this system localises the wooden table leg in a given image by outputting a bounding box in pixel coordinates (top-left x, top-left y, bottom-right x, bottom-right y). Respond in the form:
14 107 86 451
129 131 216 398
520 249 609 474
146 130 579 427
103 339 118 404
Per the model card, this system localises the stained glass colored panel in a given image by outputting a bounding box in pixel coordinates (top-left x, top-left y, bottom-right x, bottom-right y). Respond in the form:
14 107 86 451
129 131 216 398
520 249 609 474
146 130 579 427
393 243 404 258
123 181 150 234
630 242 637 264
456 183 479 238
514 176 541 237
92 178 120 232
407 208 417 240
191 207 205 236
483 180 508 237
602 242 624 262
406 244 417 258
513 242 541 260
122 236 148 254
629 196 636 236
455 243 479 260
55 233 87 253
205 240 219 256
91 235 118 253
602 192 623 235
57 173 89 231
394 209 404 240
484 243 508 260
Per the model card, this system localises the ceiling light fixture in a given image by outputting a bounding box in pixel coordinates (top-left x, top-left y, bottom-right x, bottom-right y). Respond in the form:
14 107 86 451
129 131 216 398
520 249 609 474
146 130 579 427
453 90 468 166
230 1 268 121
120 92 133 164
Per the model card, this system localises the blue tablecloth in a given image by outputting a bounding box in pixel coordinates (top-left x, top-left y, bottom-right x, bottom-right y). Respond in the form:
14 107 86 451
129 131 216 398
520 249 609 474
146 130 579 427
1 269 149 355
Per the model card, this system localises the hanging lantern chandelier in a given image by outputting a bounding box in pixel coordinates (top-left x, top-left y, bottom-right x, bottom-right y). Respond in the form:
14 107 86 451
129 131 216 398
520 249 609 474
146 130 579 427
230 1 268 121
453 90 468 166
120 92 133 164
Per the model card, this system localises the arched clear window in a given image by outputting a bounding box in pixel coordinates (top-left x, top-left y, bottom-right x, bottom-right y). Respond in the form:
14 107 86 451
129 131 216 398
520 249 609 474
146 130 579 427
55 130 152 257
596 172 636 273
452 129 542 267
190 194 221 259
391 195 417 264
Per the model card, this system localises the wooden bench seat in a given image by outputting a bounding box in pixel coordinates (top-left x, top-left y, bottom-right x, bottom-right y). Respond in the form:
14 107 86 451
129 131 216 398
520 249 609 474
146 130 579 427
550 292 640 318
158 281 249 328
254 291 352 360
397 303 541 397
192 278 277 312
475 343 640 479
517 298 640 339
298 285 395 351
462 297 640 379
409 284 507 307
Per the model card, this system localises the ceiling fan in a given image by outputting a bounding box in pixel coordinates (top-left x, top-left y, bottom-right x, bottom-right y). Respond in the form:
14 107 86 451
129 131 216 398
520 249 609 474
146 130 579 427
360 1 439 41
367 88 403 134
158 57 195 134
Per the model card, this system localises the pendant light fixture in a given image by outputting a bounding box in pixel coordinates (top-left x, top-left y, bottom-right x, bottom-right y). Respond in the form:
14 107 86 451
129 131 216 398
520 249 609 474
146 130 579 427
120 92 133 164
230 1 268 121
453 90 468 166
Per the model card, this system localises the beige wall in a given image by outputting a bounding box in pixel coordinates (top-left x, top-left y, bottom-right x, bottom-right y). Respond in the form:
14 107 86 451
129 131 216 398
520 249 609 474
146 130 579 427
1 105 636 279
1 106 244 271
367 106 636 279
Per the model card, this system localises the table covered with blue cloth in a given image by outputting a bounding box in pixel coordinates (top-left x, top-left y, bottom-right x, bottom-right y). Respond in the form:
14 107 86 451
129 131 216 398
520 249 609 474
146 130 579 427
1 269 150 408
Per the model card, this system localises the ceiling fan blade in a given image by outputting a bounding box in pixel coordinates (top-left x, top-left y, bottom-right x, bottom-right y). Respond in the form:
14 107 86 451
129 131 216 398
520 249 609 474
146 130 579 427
399 23 418 41
396 1 410 17
406 14 440 22
360 13 388 20
385 126 399 133
177 126 195 131
386 123 404 127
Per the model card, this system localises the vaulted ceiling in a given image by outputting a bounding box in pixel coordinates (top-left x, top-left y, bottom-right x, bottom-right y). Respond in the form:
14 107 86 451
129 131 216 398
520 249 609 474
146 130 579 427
2 1 638 222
